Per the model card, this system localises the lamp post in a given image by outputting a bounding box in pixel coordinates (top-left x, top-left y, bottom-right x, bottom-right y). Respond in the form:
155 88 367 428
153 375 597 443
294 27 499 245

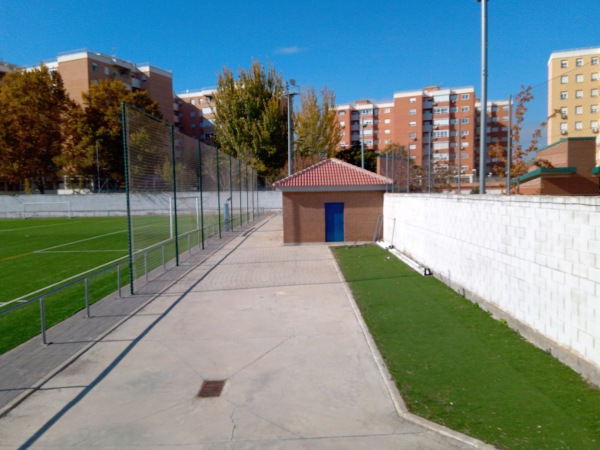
285 80 298 176
476 0 488 194
360 121 366 169
506 94 512 195
428 130 433 193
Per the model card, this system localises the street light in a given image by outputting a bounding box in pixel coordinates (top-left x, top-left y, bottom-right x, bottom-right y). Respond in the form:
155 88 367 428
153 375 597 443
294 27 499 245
285 80 298 176
476 0 488 194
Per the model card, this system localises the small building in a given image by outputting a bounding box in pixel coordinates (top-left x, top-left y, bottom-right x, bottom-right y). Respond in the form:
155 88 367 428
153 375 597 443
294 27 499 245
273 158 392 244
517 137 599 195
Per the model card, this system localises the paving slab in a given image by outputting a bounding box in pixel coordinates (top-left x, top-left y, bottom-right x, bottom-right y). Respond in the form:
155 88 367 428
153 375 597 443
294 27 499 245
0 214 492 449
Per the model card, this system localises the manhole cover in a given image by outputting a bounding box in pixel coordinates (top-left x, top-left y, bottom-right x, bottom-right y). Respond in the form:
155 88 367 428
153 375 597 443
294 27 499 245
198 380 226 398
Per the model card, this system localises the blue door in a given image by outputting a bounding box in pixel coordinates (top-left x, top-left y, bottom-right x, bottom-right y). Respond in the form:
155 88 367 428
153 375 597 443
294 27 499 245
325 202 344 242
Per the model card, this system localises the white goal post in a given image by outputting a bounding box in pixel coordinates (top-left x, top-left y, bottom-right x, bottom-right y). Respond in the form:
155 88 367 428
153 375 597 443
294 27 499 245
22 202 72 219
168 196 200 238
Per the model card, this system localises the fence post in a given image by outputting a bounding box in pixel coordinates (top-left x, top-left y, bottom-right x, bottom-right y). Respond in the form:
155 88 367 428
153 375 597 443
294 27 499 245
229 153 234 231
171 125 180 266
122 102 135 295
85 278 90 318
199 141 205 249
216 147 222 239
117 264 122 298
40 297 47 345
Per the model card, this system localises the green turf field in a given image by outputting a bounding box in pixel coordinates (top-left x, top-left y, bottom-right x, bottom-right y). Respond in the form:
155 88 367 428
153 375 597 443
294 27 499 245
0 217 130 305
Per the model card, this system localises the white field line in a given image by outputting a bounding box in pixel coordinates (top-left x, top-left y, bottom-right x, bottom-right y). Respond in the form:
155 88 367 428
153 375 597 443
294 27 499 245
34 229 127 253
39 250 128 253
1 255 129 307
0 221 84 233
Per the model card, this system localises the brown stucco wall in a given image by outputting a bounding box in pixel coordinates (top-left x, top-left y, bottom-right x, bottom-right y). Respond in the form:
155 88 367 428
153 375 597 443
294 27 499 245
281 190 384 243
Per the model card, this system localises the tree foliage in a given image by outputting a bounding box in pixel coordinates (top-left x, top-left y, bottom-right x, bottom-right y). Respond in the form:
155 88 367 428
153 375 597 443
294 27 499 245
213 61 288 179
82 79 162 185
489 85 557 180
0 66 68 192
336 142 377 172
294 86 341 158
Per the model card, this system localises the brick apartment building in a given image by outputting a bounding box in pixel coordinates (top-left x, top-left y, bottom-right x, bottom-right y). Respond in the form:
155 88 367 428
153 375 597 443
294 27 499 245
174 89 217 143
548 47 600 145
336 86 509 181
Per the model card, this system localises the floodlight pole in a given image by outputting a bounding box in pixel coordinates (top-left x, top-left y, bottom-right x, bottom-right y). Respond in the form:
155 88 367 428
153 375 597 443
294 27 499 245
428 130 432 193
95 141 100 193
286 81 297 176
506 94 512 195
477 0 488 194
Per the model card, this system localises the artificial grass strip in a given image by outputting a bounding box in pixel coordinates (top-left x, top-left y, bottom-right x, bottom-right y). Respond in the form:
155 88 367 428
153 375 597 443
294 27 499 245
333 244 600 450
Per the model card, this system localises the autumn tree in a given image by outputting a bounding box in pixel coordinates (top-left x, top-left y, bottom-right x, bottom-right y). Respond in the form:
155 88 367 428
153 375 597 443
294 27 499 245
213 61 288 180
0 66 69 193
294 86 341 158
489 85 558 181
82 79 162 186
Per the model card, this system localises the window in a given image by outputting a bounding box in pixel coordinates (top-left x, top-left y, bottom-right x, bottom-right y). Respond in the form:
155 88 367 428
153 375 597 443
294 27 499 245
384 118 391 124
433 107 449 114
433 130 449 138
575 122 583 130
592 105 598 113
190 99 195 105
92 63 98 72
561 75 568 84
409 109 416 115
409 144 416 150
373 109 379 115
560 60 568 68
576 74 584 83
591 120 598 130
575 106 583 115
339 121 345 127
384 129 391 134
450 119 457 124
191 111 196 117
191 123 196 128
560 107 568 118
592 73 599 81
560 91 568 100
384 108 391 113
462 130 469 136
461 94 470 100
409 97 416 103
450 107 458 113
104 67 109 75
450 95 458 102
360 109 372 115
338 111 346 116
560 122 568 132
409 121 417 127
461 118 469 124
385 139 392 144
461 106 470 112
592 57 599 65
409 132 417 138
592 89 599 97
351 111 359 116
576 90 583 98
576 58 584 67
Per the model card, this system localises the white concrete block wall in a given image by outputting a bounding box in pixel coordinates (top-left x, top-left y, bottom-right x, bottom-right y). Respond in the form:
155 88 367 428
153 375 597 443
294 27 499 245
0 191 282 218
384 194 600 382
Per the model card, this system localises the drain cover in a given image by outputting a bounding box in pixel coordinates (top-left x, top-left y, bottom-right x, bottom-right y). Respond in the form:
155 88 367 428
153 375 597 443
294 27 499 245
198 380 226 398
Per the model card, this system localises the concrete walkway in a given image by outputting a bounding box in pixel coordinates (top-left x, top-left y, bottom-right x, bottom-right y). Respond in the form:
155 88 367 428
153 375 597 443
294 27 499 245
0 214 492 449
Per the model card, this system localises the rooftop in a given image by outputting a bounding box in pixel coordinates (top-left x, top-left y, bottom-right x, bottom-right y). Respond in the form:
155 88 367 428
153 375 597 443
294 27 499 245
274 158 392 191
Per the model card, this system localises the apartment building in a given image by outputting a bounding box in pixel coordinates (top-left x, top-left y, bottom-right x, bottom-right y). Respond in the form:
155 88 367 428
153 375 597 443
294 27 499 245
548 47 600 144
38 50 174 121
336 86 509 177
174 89 217 143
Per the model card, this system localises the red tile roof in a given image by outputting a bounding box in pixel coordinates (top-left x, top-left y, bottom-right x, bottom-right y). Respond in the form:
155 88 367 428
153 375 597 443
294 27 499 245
273 158 392 189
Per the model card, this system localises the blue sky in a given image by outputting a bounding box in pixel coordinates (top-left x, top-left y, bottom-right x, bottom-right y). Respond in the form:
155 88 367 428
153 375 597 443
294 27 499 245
1 0 599 125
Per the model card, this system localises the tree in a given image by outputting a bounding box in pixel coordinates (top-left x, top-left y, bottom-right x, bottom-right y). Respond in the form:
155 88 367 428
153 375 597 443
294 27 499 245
336 142 377 172
488 85 558 182
213 61 288 180
82 79 162 186
294 86 341 158
0 66 68 193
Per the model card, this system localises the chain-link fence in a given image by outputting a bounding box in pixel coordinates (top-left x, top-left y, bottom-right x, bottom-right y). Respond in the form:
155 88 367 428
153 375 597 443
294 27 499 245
123 103 261 293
